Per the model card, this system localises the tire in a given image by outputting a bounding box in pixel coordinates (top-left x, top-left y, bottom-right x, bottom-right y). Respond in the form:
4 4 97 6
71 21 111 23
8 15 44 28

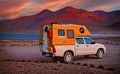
63 52 73 63
96 50 104 59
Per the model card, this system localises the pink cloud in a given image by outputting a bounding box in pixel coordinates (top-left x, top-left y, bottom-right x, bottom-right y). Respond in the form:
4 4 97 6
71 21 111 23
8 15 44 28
0 0 30 19
23 0 71 14
0 0 30 14
86 0 120 11
0 0 120 20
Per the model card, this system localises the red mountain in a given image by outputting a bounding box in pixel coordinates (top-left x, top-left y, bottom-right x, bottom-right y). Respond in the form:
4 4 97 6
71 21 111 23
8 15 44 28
0 6 120 33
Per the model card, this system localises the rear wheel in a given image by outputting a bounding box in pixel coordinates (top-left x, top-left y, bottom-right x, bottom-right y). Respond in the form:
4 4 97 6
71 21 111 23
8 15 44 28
63 52 73 63
96 49 104 59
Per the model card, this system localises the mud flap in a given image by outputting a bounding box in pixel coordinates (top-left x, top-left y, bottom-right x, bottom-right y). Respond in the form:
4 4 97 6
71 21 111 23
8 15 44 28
42 52 53 57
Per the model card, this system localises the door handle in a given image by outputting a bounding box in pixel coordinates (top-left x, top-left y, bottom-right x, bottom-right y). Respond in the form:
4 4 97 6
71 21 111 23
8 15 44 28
77 45 79 47
86 45 89 47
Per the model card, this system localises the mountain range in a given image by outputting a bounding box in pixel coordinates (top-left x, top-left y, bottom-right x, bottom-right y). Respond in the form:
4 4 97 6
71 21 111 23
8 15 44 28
0 6 120 33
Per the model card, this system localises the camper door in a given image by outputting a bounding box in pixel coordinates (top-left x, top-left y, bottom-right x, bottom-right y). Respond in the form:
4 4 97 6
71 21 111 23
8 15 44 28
42 25 49 53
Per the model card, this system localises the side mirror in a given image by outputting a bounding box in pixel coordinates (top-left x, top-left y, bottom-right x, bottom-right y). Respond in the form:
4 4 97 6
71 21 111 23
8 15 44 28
91 42 95 44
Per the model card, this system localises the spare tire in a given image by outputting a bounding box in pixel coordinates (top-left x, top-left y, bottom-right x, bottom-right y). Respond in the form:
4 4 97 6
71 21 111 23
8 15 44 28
79 27 84 34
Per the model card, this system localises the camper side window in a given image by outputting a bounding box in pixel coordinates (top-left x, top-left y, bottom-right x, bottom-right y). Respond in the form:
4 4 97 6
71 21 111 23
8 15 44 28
67 30 74 38
58 29 65 36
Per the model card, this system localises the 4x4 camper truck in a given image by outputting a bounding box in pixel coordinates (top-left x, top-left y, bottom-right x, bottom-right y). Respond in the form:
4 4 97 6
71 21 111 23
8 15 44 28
39 23 106 63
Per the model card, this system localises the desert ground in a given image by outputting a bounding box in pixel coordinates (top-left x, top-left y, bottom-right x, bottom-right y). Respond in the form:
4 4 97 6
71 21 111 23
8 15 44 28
0 37 120 74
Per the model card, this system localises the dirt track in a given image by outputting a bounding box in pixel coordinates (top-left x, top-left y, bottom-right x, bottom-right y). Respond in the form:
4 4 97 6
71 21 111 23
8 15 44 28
0 38 120 74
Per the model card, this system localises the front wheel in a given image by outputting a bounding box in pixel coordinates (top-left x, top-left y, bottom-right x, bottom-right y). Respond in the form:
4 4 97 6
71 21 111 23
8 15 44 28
63 52 73 63
96 50 104 59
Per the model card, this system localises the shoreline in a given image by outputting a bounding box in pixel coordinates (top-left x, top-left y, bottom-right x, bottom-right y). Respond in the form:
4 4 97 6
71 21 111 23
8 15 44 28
0 32 120 40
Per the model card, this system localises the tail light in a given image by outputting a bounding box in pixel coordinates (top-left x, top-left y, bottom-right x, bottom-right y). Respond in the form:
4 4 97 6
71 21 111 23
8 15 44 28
53 46 56 53
47 30 52 38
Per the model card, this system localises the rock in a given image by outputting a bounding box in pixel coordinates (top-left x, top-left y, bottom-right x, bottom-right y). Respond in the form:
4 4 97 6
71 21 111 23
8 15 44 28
83 63 87 66
107 68 115 71
76 62 81 65
89 64 94 68
98 65 104 69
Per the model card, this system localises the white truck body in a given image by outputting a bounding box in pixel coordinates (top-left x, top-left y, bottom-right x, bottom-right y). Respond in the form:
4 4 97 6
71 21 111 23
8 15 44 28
52 37 106 57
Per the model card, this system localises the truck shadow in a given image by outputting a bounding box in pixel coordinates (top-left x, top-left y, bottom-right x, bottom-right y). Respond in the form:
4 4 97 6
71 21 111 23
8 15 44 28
74 56 98 61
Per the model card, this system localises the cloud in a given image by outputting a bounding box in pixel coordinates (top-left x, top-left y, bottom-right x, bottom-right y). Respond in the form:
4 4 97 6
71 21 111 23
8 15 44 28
0 0 120 20
62 0 120 11
0 0 31 19
84 0 120 11
0 0 30 14
0 0 71 19
23 0 71 14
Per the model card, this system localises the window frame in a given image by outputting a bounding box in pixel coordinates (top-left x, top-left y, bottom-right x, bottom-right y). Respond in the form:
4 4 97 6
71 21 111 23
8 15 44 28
67 30 74 38
58 29 65 36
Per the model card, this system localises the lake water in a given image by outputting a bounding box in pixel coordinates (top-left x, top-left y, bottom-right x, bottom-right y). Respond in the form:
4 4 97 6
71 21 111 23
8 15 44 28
0 33 39 40
0 32 120 40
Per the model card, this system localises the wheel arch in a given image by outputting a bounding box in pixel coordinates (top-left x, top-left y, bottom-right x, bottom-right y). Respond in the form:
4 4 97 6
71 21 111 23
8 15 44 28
64 50 74 57
97 48 104 54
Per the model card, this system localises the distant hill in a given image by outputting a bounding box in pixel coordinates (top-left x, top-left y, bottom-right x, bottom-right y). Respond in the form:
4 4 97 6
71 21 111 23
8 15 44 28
0 6 120 33
108 22 120 29
94 10 120 23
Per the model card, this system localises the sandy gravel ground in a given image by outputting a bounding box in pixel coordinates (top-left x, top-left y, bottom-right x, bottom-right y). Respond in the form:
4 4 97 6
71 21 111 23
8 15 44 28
0 37 120 74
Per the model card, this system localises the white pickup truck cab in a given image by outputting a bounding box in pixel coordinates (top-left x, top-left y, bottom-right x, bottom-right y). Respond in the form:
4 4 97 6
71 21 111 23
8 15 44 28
39 23 106 63
53 37 106 63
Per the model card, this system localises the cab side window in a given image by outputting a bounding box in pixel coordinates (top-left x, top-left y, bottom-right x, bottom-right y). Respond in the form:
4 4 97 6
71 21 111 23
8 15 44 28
85 38 92 44
76 38 84 44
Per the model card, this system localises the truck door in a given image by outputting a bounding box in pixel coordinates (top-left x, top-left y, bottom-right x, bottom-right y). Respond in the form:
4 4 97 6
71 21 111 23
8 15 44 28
75 38 87 55
42 25 49 53
84 37 96 54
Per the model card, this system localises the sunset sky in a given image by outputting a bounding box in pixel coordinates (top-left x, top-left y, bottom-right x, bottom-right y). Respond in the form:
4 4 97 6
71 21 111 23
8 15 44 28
0 0 120 20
